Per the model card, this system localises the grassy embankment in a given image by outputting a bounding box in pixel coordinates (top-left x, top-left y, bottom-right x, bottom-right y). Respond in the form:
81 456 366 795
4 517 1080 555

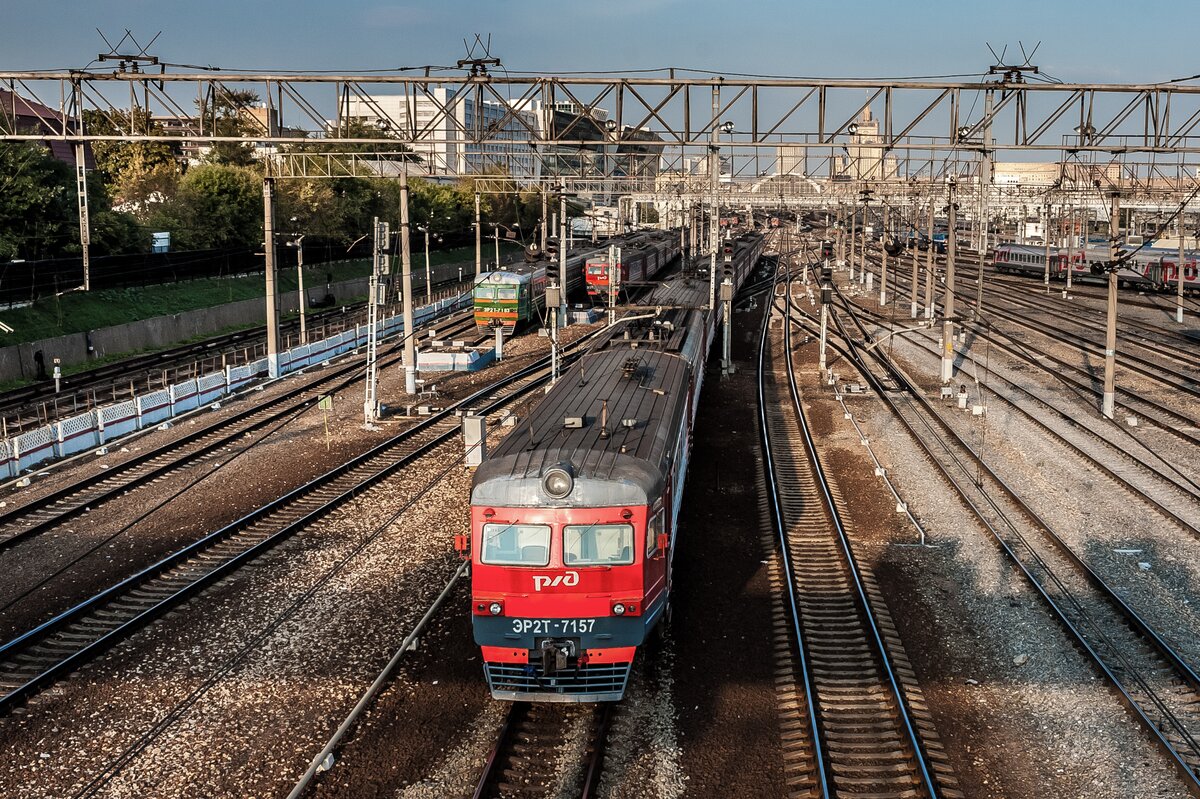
0 243 520 386
0 243 519 347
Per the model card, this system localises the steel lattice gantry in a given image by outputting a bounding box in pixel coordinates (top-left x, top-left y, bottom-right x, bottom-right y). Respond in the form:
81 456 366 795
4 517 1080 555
6 71 1200 167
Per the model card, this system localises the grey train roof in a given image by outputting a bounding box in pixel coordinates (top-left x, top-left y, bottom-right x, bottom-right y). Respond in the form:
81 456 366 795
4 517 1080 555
471 230 759 510
472 346 693 508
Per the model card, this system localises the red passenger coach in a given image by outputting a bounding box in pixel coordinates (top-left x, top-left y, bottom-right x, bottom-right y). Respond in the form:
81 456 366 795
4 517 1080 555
584 231 680 297
467 232 765 702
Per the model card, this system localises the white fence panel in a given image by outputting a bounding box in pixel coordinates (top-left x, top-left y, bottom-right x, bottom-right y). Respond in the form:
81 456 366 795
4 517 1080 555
196 373 226 405
227 363 255 392
0 293 481 479
170 379 200 414
285 343 312 373
99 399 139 441
0 438 14 479
306 337 332 365
15 426 56 472
56 411 100 458
247 358 269 379
137 389 173 428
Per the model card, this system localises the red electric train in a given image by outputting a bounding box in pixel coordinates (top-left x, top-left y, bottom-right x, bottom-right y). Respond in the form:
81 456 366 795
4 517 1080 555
464 231 766 701
583 230 681 297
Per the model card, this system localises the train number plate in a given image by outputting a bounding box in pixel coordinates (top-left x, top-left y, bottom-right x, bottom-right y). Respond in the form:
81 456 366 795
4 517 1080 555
511 618 596 635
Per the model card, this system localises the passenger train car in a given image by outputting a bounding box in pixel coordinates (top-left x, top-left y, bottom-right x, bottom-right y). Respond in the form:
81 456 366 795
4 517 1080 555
994 242 1200 292
473 232 669 334
465 231 766 702
584 231 681 297
472 244 598 335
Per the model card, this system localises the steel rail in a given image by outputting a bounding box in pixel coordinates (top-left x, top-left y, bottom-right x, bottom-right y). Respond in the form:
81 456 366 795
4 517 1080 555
0 300 368 422
286 559 470 799
472 702 612 799
858 249 1200 403
756 272 828 798
0 334 591 714
774 279 942 797
0 311 475 553
793 295 1200 537
827 288 1200 794
471 703 524 799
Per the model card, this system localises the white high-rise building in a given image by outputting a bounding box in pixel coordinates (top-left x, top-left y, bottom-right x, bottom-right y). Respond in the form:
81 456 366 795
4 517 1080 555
346 89 540 178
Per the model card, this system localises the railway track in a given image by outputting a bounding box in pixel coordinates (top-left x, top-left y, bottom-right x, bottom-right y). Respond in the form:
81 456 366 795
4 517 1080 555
0 272 477 428
472 702 612 799
0 301 367 427
755 272 959 798
853 252 1200 447
0 326 565 715
825 290 1200 794
831 300 1200 538
860 245 1200 381
0 311 476 555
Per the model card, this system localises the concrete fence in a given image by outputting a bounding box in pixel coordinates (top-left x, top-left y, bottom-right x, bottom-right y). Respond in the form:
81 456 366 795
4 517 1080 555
0 291 471 480
0 276 372 384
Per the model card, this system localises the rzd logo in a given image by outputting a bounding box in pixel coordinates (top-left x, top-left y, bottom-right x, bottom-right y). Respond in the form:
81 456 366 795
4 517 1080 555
533 571 579 592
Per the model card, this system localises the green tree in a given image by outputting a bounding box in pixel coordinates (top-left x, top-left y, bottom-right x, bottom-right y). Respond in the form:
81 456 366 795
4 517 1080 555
0 141 75 260
0 142 147 260
197 89 262 167
82 109 179 217
89 208 147 254
148 164 261 250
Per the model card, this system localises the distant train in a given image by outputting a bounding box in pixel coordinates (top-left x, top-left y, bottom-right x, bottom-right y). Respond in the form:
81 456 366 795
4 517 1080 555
994 243 1200 292
584 231 680 297
472 239 602 334
465 231 766 702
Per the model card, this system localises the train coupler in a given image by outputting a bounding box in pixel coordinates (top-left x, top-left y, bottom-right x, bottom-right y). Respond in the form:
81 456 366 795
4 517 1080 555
537 638 578 674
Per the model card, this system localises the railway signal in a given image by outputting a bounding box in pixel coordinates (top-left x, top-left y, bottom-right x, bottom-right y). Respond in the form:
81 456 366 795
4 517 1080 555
819 266 833 373
363 217 389 427
941 177 958 384
1102 189 1120 419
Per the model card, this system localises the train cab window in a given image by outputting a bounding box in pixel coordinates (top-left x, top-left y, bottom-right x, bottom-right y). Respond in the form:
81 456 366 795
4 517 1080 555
480 523 551 566
646 510 664 558
476 285 496 299
563 524 635 566
497 287 518 300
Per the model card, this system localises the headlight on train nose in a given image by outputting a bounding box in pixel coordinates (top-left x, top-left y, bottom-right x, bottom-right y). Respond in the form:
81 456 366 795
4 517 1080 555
612 603 626 616
542 465 574 499
488 602 503 616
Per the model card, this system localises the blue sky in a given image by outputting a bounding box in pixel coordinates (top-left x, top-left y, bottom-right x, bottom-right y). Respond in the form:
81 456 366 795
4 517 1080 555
2 0 1196 84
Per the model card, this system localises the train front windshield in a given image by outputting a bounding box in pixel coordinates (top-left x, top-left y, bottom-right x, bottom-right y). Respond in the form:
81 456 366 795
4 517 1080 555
564 524 635 566
481 523 551 566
